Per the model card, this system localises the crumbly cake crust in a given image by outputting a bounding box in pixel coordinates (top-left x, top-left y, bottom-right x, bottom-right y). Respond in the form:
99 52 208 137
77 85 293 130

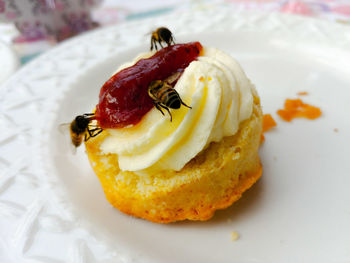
85 91 263 223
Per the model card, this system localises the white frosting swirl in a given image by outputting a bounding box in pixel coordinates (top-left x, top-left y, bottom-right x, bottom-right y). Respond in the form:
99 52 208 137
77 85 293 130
100 47 253 173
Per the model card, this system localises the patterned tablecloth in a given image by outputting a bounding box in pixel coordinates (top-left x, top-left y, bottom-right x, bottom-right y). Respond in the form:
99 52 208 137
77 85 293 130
1 0 350 66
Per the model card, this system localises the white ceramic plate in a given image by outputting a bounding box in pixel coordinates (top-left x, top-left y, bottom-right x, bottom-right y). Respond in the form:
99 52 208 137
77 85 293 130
1 8 350 263
0 40 19 85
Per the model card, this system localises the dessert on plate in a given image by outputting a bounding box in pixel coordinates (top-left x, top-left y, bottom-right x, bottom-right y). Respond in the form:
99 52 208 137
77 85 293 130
73 30 263 223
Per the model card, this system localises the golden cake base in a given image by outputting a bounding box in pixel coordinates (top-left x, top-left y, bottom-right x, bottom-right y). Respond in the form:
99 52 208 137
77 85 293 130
85 92 263 223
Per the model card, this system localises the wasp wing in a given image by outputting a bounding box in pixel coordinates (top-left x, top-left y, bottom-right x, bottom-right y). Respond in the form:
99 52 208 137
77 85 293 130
58 123 77 155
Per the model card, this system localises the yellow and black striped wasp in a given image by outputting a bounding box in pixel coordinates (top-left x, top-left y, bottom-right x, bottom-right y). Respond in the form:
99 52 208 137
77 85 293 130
148 80 191 121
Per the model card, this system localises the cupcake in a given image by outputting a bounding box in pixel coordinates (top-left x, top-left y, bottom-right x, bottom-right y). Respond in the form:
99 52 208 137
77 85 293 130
84 42 263 223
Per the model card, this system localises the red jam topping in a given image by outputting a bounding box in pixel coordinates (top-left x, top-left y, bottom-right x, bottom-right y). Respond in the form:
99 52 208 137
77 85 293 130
95 42 203 128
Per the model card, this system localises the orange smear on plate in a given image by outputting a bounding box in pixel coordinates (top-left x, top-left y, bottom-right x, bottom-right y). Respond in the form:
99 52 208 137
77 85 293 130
277 98 322 122
260 134 265 142
297 91 308 96
262 114 277 132
260 114 277 142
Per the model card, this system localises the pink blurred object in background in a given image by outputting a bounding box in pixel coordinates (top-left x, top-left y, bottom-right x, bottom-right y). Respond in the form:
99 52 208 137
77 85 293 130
0 0 102 42
281 1 313 15
332 5 350 15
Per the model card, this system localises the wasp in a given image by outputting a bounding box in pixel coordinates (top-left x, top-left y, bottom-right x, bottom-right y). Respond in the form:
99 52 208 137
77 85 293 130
69 113 103 147
148 80 191 121
150 27 175 51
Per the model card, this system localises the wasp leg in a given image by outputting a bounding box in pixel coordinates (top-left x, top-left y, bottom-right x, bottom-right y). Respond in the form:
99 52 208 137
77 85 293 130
84 130 101 142
153 39 159 51
90 128 103 138
89 127 102 135
151 37 154 51
87 126 102 136
84 126 103 142
167 37 175 46
154 102 165 116
159 104 173 122
180 98 192 109
159 41 164 49
84 132 91 142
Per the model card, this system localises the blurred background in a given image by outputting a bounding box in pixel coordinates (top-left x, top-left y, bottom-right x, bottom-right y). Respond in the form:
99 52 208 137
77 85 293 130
1 0 350 84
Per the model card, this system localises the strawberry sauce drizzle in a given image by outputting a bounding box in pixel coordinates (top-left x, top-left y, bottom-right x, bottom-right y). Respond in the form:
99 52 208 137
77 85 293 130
96 42 203 128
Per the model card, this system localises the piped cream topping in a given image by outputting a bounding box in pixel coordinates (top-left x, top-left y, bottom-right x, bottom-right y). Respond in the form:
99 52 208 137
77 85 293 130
100 47 253 174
